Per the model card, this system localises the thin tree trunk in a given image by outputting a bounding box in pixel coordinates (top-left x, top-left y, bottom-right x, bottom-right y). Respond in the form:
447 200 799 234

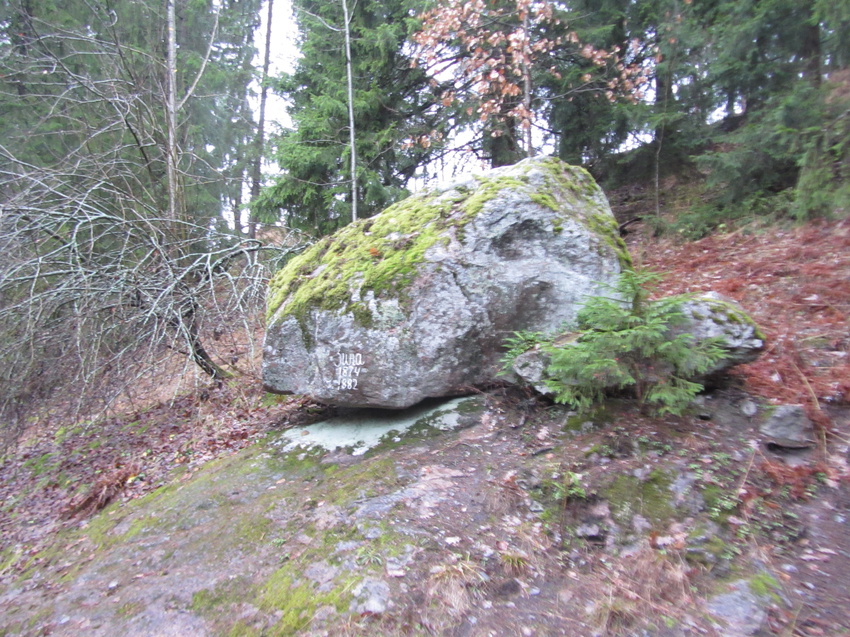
249 0 274 239
185 305 232 380
801 21 821 88
341 0 357 222
165 0 180 227
522 11 534 158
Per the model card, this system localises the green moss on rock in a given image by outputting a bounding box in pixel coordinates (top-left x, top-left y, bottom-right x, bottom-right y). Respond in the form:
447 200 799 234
702 297 767 342
266 158 630 330
266 182 476 327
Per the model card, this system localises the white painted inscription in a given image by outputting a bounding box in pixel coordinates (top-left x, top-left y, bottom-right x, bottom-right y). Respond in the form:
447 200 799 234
334 351 363 390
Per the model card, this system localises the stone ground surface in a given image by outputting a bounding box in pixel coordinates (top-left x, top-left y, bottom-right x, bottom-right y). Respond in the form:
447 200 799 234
2 386 849 637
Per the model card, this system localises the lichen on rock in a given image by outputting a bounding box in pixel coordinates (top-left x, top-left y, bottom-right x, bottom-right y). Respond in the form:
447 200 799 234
263 157 628 408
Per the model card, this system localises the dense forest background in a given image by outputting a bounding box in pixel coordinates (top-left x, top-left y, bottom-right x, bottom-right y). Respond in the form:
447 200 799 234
1 0 849 446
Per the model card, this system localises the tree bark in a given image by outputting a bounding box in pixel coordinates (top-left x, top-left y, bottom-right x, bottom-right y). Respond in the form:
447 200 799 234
165 0 180 227
249 0 274 239
341 0 358 222
522 10 534 158
186 307 233 380
801 21 821 88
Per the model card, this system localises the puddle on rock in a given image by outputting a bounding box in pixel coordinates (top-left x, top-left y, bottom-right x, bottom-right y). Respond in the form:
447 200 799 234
276 396 480 456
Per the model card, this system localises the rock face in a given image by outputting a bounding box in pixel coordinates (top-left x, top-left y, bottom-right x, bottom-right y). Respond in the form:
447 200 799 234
263 157 629 408
511 292 765 396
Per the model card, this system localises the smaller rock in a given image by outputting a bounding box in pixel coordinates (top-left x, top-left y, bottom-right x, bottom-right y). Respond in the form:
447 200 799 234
305 561 340 592
510 291 764 397
632 514 652 534
760 405 815 449
351 578 392 615
575 522 605 542
511 348 552 396
707 579 769 636
675 293 765 373
671 471 706 515
740 399 758 418
334 540 361 554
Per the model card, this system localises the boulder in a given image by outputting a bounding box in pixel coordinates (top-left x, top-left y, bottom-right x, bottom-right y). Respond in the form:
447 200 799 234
674 292 765 372
263 157 630 408
511 292 765 396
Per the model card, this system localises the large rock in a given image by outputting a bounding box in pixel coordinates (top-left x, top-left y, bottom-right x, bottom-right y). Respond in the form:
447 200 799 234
263 157 630 408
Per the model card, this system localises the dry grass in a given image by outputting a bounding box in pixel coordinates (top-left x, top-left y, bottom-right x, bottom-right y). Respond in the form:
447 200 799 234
590 542 702 635
427 554 487 614
61 462 142 519
641 218 850 409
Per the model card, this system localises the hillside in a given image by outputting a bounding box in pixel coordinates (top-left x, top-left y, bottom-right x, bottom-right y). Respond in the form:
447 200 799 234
1 210 849 636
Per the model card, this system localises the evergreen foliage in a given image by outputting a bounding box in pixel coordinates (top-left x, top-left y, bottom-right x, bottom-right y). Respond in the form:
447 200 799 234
519 271 726 416
256 0 453 236
255 0 850 232
547 271 723 414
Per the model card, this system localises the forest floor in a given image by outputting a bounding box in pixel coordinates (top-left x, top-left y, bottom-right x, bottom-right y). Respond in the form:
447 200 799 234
1 199 849 636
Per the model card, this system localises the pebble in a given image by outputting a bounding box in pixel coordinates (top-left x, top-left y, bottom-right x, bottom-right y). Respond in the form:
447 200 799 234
741 400 758 417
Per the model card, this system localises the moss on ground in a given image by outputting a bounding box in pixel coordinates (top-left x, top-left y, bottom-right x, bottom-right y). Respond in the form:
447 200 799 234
748 572 782 601
604 469 674 528
22 452 58 476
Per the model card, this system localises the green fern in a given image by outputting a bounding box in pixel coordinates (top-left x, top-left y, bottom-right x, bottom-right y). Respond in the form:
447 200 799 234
545 270 725 416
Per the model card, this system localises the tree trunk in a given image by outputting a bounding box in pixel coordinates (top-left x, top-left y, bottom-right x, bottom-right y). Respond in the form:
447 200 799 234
186 305 232 380
485 99 522 167
249 0 274 240
165 0 180 227
522 11 534 158
801 21 821 88
341 0 358 222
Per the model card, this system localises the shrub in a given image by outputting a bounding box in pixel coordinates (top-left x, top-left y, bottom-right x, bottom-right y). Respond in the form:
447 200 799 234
506 270 726 416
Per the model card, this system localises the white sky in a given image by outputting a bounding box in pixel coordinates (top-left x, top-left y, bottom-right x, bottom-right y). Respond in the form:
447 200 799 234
256 0 299 132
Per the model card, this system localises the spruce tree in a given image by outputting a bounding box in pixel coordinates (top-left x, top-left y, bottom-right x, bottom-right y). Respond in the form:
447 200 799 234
257 0 452 235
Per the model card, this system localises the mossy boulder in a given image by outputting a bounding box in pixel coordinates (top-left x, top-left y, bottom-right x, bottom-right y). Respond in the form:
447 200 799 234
263 157 628 408
674 292 765 372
